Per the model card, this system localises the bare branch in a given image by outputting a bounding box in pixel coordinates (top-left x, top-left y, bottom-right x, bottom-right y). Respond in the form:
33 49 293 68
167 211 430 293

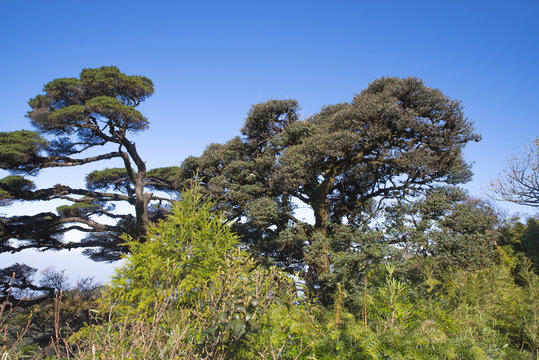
490 139 539 207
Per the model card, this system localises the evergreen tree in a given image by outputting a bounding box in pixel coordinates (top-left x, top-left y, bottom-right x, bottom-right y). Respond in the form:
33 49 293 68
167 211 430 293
385 187 500 273
0 66 181 298
178 77 481 304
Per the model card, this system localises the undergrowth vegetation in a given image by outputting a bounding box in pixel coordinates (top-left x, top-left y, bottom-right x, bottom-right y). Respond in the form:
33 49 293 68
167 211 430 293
1 185 537 359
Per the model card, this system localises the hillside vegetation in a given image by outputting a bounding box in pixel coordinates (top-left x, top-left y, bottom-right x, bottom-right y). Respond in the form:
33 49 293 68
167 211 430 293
2 185 537 359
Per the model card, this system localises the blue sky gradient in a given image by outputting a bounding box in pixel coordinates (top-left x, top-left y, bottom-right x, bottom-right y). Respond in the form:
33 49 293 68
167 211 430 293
1 0 537 281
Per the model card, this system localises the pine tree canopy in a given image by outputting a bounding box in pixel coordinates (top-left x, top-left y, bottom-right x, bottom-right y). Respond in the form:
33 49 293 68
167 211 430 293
0 67 180 271
176 77 481 304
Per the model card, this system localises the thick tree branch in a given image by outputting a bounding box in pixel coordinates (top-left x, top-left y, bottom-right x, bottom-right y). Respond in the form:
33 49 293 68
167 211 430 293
15 185 133 203
38 151 123 168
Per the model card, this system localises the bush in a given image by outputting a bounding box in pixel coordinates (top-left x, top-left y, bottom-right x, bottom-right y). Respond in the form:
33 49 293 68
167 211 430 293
70 183 296 359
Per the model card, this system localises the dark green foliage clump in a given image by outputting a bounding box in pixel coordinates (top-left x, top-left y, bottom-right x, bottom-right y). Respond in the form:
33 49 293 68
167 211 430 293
56 200 100 218
0 176 36 195
28 66 153 137
432 198 499 270
146 166 184 192
85 168 129 192
385 187 500 273
499 217 539 274
0 131 48 173
0 176 36 205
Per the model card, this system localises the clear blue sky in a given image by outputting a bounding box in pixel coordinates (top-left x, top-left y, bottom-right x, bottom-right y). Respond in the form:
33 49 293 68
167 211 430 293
1 1 537 282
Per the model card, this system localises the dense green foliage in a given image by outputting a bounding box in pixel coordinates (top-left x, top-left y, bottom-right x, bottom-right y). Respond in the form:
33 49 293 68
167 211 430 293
176 77 481 304
66 185 297 359
384 187 500 271
1 190 537 359
0 130 48 173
